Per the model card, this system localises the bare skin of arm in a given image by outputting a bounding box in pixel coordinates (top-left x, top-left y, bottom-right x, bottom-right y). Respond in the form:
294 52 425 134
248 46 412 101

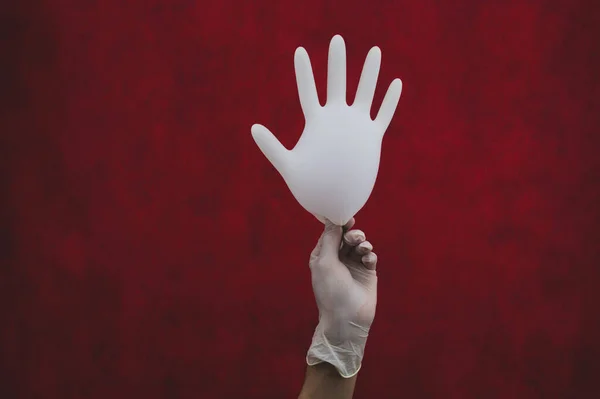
298 363 357 399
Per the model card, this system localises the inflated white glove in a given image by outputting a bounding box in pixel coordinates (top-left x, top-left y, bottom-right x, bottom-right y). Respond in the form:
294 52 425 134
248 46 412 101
251 35 402 225
307 218 378 378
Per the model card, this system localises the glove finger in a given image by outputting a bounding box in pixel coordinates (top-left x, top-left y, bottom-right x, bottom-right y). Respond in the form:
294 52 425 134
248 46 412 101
343 217 356 230
343 229 366 247
362 252 378 270
251 124 290 174
295 47 321 119
355 241 373 256
319 219 344 261
340 229 365 258
354 46 381 113
327 35 347 105
375 78 402 135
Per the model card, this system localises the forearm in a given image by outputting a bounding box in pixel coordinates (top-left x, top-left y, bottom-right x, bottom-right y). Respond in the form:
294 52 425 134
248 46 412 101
298 362 357 399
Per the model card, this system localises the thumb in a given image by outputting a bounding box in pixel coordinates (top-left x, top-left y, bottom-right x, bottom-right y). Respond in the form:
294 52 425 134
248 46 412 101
320 219 343 260
251 124 290 174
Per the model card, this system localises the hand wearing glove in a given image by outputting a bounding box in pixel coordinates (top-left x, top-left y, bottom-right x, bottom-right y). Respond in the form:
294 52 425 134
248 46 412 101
306 217 378 379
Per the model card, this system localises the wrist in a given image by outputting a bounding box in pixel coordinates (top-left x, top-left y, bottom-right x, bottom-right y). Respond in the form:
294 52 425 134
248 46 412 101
318 316 370 343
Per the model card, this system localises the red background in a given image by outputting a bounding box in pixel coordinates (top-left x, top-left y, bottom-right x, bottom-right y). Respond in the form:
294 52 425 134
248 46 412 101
2 0 599 398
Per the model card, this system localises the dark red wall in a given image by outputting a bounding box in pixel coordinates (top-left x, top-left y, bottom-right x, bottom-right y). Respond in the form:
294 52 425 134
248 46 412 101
2 1 599 398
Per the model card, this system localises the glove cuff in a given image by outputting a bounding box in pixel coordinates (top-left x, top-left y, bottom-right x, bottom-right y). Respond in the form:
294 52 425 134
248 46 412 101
306 323 368 378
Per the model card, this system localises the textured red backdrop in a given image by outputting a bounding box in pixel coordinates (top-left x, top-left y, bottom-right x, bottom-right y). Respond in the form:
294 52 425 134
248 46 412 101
2 0 599 398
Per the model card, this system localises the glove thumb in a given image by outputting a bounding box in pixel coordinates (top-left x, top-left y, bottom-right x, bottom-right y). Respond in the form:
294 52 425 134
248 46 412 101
320 219 343 260
251 124 291 175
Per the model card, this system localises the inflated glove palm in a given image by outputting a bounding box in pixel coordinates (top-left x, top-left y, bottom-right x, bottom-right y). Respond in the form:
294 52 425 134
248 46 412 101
251 35 402 225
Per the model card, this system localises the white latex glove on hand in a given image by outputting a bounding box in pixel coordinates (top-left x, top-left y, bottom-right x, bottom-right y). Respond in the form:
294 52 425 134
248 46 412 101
307 218 378 378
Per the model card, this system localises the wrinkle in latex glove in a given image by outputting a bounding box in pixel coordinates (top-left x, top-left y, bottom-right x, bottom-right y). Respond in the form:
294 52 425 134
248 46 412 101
251 35 402 225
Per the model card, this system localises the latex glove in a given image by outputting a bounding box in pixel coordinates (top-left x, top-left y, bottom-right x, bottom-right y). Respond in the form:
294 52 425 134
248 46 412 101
251 35 402 226
307 218 378 378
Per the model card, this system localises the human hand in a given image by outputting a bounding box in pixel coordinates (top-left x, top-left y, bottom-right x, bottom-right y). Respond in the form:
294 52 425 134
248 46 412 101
251 35 402 225
306 217 378 378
